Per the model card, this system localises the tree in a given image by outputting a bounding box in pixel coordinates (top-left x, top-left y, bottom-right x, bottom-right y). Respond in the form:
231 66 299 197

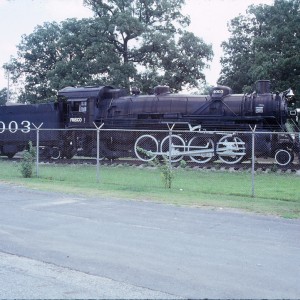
0 88 8 105
83 0 213 92
219 0 300 94
4 18 118 103
218 13 255 93
4 0 213 103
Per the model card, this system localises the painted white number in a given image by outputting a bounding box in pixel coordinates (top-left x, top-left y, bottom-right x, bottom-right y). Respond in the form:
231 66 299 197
8 121 18 133
0 120 31 133
21 120 31 133
0 121 4 133
213 89 224 94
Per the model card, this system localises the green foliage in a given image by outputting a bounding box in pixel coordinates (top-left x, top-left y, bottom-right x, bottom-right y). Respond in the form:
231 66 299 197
219 0 300 95
137 146 174 188
0 88 7 105
19 142 36 178
0 161 299 218
4 0 213 103
270 164 279 173
179 159 187 168
4 19 115 103
155 156 174 189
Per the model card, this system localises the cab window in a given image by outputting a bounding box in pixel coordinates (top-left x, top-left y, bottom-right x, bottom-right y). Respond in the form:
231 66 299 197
79 101 87 112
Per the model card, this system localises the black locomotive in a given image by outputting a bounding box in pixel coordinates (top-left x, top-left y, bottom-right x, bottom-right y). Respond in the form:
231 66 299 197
0 80 299 165
59 80 289 131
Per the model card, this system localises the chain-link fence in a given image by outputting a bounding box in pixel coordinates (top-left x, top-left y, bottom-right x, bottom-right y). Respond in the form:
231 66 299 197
1 127 299 198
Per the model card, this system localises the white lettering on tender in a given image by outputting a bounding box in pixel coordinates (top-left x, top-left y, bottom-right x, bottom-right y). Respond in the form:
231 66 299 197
0 120 31 133
0 121 4 133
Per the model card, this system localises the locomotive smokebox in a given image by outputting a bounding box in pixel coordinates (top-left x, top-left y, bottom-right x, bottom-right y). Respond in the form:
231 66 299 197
256 80 270 94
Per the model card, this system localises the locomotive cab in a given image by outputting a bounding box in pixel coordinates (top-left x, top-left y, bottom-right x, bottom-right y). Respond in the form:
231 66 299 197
57 86 114 128
66 98 88 127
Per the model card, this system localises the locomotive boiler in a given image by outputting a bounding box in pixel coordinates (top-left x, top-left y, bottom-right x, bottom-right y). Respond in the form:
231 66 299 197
57 80 299 165
59 80 289 131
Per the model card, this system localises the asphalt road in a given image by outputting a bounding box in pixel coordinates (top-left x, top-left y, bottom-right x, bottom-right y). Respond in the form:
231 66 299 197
0 182 299 299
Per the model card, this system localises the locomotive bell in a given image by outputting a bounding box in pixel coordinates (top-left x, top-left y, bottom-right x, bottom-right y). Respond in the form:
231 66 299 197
286 88 294 98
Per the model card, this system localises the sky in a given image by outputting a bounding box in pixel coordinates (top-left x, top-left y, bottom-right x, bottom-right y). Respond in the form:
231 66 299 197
0 0 274 91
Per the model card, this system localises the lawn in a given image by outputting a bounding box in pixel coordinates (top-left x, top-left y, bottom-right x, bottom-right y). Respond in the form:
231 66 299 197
0 159 299 218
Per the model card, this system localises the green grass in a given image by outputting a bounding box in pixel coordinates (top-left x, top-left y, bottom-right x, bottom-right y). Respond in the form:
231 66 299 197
1 159 300 218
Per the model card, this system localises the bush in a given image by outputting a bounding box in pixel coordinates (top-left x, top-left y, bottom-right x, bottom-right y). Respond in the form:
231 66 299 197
137 146 174 188
20 142 36 178
155 156 174 189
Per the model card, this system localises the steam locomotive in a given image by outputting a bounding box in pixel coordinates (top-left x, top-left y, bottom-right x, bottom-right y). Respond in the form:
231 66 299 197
0 80 299 165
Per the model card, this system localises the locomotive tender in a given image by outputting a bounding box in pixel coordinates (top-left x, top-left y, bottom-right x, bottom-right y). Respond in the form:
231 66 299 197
0 102 64 159
0 80 299 165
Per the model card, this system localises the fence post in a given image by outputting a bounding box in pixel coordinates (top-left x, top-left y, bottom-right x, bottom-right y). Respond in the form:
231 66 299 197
32 123 43 177
167 123 175 170
93 122 104 183
250 125 257 197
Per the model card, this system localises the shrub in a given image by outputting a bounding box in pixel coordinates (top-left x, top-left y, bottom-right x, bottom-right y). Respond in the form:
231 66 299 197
20 142 36 178
137 146 174 189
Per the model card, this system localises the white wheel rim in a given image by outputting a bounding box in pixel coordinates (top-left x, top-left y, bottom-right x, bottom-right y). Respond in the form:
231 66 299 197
217 135 245 164
275 149 291 166
51 147 61 160
134 135 158 162
188 137 214 163
160 135 185 162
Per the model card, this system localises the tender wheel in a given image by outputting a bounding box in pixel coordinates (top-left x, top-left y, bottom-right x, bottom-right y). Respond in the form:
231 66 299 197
39 146 51 159
50 147 61 160
64 152 75 159
134 134 158 161
160 134 185 162
275 149 294 166
216 135 246 164
61 146 76 159
188 136 214 163
6 153 16 159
